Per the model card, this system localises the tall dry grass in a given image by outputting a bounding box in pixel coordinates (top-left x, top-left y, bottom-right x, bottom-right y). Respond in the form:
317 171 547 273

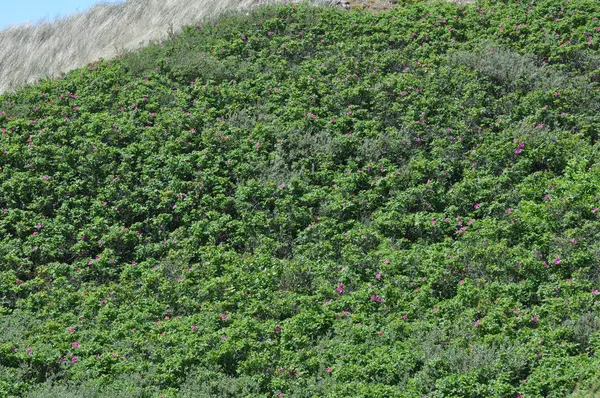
0 0 335 94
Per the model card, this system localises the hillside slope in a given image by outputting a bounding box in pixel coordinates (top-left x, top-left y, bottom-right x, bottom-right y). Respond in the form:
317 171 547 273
1 0 600 396
0 0 335 94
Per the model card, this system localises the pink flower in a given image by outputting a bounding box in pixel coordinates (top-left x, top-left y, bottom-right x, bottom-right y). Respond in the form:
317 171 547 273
336 283 344 294
191 325 198 332
474 203 480 209
554 258 561 265
220 314 228 321
474 320 480 326
71 356 78 363
370 295 377 301
72 342 80 348
375 273 381 280
592 290 599 295
531 316 538 323
593 208 598 213
43 175 49 180
67 328 75 334
326 367 332 373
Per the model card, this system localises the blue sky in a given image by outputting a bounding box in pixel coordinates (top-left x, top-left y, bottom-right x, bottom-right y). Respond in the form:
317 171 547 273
0 0 125 30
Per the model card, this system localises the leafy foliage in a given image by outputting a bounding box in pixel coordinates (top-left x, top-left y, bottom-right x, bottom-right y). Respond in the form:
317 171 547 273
1 0 600 396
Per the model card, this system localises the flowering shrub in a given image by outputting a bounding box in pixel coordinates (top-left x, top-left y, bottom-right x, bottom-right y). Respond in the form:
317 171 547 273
1 0 600 396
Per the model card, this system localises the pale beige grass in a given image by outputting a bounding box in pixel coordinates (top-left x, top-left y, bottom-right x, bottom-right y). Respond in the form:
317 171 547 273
0 0 474 94
0 0 335 94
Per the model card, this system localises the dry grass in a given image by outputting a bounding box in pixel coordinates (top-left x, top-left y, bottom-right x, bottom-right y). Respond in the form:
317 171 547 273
0 0 475 94
0 0 335 94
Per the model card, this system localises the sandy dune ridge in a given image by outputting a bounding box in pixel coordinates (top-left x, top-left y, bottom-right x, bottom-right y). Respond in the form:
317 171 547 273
0 0 337 93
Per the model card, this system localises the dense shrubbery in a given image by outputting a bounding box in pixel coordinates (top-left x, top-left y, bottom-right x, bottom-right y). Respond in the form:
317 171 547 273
1 0 600 396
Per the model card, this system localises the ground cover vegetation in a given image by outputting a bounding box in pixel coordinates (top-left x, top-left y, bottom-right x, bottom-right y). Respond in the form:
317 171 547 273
1 0 600 396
